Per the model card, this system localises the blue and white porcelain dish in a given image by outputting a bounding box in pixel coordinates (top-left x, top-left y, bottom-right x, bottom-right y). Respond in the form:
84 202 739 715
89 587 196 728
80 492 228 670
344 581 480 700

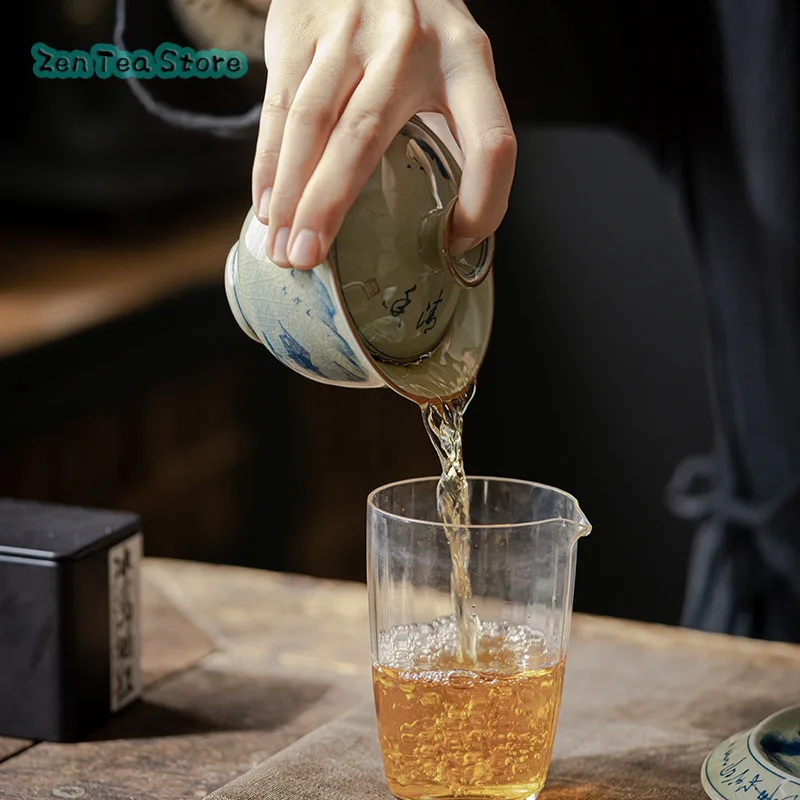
702 704 800 800
224 115 494 404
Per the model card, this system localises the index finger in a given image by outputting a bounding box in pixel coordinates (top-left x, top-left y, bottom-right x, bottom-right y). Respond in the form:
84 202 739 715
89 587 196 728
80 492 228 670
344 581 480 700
285 60 421 267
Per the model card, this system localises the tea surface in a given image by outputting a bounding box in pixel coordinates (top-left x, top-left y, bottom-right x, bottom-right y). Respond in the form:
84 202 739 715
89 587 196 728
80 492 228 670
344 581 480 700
374 618 565 800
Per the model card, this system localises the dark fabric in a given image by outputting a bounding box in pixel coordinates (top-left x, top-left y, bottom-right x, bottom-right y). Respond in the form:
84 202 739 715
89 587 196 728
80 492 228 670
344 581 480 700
472 1 800 641
664 2 800 643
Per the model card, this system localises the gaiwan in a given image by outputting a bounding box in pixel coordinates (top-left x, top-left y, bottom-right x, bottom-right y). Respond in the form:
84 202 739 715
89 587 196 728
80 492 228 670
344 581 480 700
224 115 494 404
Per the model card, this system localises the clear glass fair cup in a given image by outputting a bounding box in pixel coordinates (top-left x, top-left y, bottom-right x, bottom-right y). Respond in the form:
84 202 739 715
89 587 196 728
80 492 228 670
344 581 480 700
367 477 591 800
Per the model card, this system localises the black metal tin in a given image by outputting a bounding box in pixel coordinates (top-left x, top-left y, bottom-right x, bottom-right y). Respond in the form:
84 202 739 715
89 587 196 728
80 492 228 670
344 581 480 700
0 498 143 742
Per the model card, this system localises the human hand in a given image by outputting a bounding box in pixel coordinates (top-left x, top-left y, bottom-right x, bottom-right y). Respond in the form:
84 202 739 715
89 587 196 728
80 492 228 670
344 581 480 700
251 0 516 269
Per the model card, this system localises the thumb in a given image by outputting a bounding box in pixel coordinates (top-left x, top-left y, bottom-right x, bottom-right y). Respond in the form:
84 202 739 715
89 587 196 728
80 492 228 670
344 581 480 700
446 74 517 255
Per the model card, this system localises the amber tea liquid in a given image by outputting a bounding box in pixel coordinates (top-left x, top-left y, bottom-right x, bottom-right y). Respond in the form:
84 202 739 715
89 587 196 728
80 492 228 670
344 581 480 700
373 619 565 800
369 384 566 799
421 385 479 663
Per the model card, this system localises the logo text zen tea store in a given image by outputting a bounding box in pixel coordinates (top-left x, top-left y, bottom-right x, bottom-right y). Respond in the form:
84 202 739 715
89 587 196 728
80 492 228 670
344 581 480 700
31 43 248 79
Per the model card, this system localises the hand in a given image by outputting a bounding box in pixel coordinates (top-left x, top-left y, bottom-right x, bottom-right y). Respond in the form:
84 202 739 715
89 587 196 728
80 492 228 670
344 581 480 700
251 0 517 269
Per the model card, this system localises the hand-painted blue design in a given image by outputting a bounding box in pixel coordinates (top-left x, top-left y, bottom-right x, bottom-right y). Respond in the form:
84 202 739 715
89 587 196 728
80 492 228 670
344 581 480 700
230 251 259 341
760 729 800 774
330 358 370 382
232 285 258 340
307 271 370 382
258 326 279 359
416 139 450 180
277 322 325 377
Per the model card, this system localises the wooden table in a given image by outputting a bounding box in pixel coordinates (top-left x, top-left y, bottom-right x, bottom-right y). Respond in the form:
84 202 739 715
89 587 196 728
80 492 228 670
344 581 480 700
2 559 799 800
0 212 241 360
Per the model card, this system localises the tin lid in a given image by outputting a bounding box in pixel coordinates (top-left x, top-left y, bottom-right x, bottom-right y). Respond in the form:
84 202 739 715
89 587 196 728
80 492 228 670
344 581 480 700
332 116 494 365
0 498 141 562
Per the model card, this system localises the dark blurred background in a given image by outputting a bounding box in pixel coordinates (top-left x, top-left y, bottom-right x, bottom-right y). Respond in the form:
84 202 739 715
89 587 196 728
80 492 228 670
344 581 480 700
2 2 711 627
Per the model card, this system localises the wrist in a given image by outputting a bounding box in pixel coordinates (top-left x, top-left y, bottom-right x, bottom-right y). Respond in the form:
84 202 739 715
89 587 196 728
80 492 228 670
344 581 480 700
168 0 268 60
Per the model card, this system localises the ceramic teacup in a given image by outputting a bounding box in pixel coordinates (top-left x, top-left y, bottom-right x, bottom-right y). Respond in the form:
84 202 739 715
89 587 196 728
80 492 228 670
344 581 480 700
224 115 494 404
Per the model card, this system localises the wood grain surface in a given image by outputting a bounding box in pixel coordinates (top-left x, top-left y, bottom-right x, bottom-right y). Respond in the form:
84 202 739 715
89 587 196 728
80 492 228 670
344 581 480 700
1 558 799 800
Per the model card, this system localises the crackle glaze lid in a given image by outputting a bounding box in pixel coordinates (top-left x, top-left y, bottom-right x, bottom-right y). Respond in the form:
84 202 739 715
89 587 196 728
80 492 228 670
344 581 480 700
332 115 494 366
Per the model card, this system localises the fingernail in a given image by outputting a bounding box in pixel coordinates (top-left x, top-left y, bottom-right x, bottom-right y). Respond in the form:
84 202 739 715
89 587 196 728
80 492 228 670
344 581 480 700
289 229 321 268
450 237 476 257
273 227 291 265
257 188 272 222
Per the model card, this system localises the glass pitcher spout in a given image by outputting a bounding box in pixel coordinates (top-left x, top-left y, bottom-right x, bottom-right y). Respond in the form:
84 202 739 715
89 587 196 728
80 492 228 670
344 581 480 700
571 509 592 543
518 480 592 548
546 512 591 555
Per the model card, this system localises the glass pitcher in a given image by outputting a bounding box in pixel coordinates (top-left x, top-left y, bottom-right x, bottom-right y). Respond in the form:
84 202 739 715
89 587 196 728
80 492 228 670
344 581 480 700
368 476 591 800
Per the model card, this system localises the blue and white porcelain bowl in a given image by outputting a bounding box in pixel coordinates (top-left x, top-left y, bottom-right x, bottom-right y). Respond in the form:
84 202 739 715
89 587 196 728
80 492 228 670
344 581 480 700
224 115 494 404
702 704 800 800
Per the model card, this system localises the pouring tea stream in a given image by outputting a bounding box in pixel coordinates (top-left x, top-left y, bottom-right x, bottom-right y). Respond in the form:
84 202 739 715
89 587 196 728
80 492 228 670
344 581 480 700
225 114 497 662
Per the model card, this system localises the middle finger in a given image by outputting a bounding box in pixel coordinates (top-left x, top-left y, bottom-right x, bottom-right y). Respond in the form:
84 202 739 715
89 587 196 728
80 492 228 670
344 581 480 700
266 36 363 267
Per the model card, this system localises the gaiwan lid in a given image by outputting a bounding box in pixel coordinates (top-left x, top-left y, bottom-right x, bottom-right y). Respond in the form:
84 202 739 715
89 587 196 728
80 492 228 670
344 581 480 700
330 116 494 400
701 703 800 799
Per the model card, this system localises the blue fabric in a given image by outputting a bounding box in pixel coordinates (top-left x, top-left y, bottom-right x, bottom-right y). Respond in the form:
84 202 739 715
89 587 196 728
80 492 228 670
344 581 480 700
661 1 800 641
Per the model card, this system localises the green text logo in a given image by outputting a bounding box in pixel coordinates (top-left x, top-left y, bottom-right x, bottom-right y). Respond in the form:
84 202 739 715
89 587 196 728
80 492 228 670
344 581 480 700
31 43 248 79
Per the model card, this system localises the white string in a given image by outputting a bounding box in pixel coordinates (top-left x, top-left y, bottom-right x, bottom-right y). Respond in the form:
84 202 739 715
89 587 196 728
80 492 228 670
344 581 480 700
113 0 261 137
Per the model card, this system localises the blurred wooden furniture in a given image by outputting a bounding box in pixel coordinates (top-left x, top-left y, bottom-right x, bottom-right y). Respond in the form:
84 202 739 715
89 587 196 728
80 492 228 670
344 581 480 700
0 211 243 359
0 211 285 567
0 214 436 577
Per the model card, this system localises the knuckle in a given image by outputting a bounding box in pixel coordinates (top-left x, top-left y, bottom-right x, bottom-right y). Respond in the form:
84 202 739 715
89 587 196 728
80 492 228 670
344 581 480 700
288 97 338 132
261 89 294 120
338 107 384 150
385 13 418 52
266 202 296 226
268 188 298 210
478 123 517 163
453 25 492 58
444 26 493 78
253 139 280 165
